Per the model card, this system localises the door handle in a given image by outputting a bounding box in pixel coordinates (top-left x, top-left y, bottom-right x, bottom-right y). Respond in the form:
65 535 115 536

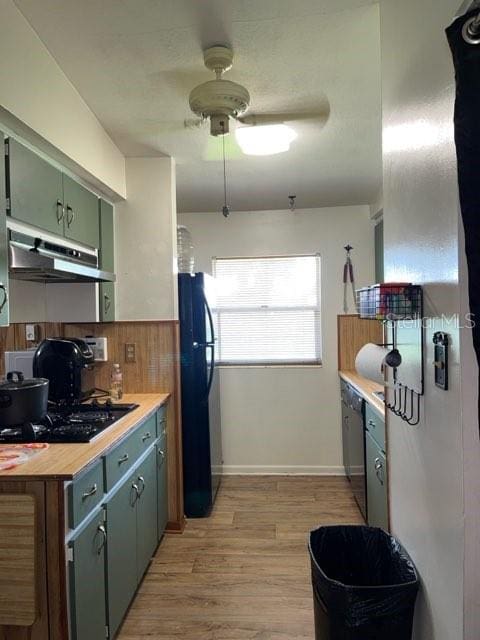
0 283 7 313
96 524 107 555
56 200 65 223
104 294 111 312
66 205 75 227
137 475 145 496
132 482 140 504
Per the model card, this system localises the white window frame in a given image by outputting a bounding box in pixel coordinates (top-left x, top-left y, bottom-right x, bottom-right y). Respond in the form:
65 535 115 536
212 254 322 367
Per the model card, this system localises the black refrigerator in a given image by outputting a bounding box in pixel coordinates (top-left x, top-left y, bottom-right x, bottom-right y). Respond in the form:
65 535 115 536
178 272 223 517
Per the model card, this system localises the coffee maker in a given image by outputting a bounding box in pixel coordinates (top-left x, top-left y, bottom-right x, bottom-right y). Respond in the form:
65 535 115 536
33 338 95 403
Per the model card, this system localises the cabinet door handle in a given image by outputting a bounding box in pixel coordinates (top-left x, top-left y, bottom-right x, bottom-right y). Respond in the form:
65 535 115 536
142 431 152 442
158 449 165 461
368 419 375 427
0 283 7 313
66 205 75 227
374 458 384 485
96 524 107 555
56 200 64 223
118 453 129 465
104 294 111 312
137 475 145 496
82 483 97 500
132 482 140 504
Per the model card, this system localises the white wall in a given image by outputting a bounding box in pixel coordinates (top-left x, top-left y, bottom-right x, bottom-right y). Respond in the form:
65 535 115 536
179 207 375 473
380 1 479 638
0 0 125 199
115 157 178 321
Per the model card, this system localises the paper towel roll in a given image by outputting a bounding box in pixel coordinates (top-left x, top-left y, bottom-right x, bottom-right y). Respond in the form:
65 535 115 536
355 343 389 385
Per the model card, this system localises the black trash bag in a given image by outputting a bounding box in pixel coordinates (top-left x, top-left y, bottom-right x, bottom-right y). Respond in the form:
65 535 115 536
308 526 419 640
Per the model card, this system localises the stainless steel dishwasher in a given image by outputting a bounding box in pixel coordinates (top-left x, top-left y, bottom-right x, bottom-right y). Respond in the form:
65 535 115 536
348 389 366 520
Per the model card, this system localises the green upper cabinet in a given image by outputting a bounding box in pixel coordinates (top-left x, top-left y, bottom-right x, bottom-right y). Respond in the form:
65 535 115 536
63 174 100 248
7 138 64 235
0 133 9 326
6 138 100 249
99 199 115 322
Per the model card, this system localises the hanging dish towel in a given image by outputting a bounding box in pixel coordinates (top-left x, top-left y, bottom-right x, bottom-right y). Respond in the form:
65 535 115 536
447 10 480 419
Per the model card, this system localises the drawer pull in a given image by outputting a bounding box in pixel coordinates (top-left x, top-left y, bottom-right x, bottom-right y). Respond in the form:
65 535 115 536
141 432 152 442
82 484 97 501
137 475 145 496
118 453 129 465
96 524 107 555
368 419 376 427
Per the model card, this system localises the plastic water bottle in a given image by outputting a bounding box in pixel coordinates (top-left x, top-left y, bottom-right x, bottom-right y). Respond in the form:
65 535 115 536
110 363 123 401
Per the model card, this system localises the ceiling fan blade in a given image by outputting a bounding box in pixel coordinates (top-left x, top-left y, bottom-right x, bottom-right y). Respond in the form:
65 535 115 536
238 108 330 127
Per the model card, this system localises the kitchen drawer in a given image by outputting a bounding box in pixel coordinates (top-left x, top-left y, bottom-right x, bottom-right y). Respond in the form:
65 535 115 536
104 430 139 491
365 403 385 451
157 406 167 439
135 413 157 456
69 460 104 529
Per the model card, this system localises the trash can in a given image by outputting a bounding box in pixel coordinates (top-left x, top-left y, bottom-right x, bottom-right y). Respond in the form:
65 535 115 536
308 525 419 640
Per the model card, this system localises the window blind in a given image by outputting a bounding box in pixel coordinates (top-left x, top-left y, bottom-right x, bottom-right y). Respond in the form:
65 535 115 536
212 255 322 365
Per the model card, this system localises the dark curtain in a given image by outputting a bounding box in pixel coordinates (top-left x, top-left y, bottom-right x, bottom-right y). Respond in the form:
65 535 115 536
447 11 480 421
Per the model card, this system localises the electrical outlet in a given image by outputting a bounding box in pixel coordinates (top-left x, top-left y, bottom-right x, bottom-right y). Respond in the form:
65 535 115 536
125 343 136 363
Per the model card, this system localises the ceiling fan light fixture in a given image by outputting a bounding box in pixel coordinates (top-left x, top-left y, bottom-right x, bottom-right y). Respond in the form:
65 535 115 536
235 124 297 156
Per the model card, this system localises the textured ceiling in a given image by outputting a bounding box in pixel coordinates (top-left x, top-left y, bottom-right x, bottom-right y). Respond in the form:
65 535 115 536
14 0 382 212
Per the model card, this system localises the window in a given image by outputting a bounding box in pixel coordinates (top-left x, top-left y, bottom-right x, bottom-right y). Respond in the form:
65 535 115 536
212 255 322 366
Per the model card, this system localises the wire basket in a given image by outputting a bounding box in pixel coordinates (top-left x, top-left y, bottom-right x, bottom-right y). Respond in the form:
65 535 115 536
356 284 423 321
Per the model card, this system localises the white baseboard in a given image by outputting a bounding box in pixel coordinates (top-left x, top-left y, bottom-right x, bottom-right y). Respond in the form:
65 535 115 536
221 465 346 476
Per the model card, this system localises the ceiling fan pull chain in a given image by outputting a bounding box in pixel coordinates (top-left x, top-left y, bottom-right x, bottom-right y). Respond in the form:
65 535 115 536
221 119 230 218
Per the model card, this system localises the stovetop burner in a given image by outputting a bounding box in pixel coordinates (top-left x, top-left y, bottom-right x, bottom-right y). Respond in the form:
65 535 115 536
0 400 139 444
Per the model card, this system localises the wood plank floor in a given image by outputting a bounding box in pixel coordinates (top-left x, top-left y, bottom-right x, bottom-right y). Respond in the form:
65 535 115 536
118 475 363 640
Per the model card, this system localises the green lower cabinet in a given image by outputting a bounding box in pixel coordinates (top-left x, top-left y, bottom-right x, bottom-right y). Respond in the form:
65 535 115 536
68 513 107 640
105 471 138 638
366 430 389 530
157 440 168 541
135 448 158 582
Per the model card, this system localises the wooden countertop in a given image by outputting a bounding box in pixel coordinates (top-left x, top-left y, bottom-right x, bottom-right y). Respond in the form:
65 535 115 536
339 370 385 417
0 394 170 480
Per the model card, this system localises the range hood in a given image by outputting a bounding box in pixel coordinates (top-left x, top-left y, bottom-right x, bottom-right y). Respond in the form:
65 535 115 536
8 224 115 284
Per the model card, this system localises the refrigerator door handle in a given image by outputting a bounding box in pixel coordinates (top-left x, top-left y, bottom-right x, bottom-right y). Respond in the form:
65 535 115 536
202 289 216 400
206 344 215 399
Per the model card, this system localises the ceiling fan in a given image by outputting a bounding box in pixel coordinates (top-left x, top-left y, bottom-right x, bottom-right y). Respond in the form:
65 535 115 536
185 45 330 144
